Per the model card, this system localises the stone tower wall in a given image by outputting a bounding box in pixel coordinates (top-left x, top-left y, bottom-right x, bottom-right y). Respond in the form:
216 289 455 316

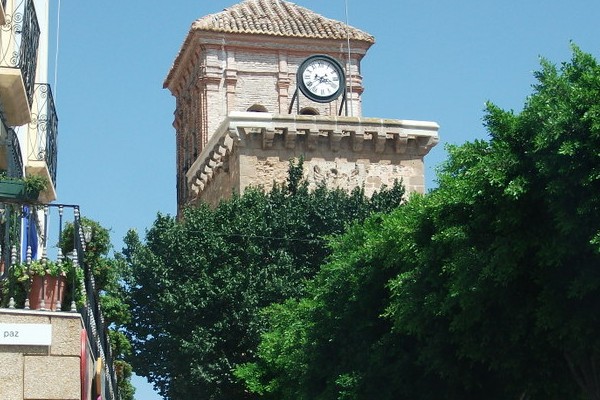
171 35 369 212
165 2 436 213
185 113 439 208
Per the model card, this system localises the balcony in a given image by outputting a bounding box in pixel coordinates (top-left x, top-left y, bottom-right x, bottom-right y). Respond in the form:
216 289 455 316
0 0 39 126
0 204 121 400
24 83 57 202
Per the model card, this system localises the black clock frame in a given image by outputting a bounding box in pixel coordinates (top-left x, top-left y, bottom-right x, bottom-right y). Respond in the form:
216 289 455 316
296 54 346 103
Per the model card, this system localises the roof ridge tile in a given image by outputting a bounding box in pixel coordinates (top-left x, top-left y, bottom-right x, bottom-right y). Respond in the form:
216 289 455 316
191 0 374 43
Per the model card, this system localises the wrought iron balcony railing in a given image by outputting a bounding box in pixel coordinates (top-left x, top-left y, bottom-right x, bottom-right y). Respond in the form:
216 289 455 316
29 83 57 186
0 116 24 177
0 0 40 108
0 203 120 400
7 123 23 177
71 206 120 400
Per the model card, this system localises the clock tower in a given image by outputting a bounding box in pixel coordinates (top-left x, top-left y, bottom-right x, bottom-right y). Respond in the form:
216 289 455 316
164 0 439 213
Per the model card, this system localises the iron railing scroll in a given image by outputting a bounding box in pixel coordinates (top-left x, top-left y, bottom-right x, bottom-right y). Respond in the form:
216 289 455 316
0 0 40 107
30 83 58 186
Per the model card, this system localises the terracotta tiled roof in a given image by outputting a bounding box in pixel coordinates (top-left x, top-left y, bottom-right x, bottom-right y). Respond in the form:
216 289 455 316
192 0 374 43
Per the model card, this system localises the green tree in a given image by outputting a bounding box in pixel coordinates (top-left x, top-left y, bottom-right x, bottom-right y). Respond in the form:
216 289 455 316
387 46 600 399
237 214 402 400
122 159 405 399
237 197 500 399
60 218 135 400
242 47 600 399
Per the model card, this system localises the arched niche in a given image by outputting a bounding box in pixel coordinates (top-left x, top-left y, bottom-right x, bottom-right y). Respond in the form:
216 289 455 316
247 104 268 112
299 107 319 115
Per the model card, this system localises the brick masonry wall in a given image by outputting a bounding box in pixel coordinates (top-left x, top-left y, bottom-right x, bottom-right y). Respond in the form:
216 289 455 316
174 38 363 211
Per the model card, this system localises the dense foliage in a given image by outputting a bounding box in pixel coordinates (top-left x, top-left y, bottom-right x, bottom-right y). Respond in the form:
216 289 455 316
60 218 135 400
238 47 600 399
121 160 405 399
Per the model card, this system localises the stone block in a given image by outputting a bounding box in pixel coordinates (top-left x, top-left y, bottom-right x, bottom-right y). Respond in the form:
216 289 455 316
50 316 81 356
0 311 51 325
24 355 80 399
0 352 24 400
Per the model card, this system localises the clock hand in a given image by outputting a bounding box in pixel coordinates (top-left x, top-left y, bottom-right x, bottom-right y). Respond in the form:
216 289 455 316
320 76 335 86
321 72 336 84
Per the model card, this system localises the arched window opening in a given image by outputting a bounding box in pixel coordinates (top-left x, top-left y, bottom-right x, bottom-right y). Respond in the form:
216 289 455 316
299 107 319 115
247 104 268 112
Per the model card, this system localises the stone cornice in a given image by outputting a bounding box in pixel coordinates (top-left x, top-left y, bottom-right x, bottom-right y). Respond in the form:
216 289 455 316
186 112 439 201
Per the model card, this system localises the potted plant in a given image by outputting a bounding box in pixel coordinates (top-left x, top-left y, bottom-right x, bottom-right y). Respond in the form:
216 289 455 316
11 257 83 311
23 175 48 201
0 174 48 202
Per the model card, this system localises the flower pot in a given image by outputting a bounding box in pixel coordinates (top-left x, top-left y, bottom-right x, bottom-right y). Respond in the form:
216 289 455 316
0 180 39 202
29 274 67 311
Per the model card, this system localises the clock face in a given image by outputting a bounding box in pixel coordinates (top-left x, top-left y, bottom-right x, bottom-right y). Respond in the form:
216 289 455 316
297 55 345 103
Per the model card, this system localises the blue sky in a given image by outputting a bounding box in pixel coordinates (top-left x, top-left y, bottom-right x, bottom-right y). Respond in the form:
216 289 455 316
48 1 600 398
